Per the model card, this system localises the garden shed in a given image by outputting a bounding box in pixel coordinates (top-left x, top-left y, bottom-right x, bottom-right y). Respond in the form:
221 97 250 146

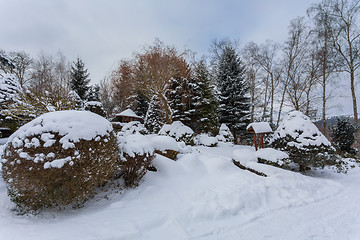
247 122 272 151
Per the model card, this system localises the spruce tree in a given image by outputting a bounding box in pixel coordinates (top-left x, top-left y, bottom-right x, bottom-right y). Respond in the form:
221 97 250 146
193 60 219 135
145 95 165 133
70 58 90 100
217 45 251 143
168 76 197 130
132 92 149 118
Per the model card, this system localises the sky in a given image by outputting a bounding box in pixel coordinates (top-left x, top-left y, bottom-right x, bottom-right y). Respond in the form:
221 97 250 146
1 0 317 82
1 0 357 116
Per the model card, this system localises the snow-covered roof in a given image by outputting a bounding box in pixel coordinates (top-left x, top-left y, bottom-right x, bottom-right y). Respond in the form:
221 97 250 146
115 109 142 119
247 122 272 134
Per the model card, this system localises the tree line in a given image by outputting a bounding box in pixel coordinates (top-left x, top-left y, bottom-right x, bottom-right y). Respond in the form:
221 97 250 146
1 0 359 141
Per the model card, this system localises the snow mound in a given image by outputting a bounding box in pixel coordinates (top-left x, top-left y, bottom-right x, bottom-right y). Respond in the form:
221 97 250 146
195 134 218 147
256 148 289 165
118 133 154 158
8 110 113 150
150 135 180 152
233 148 258 168
271 111 332 149
158 121 194 143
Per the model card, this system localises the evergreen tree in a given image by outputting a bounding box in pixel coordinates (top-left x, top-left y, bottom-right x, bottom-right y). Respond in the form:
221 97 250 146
132 92 149 118
332 118 356 153
168 76 197 130
193 60 219 135
70 58 90 100
87 84 100 102
216 45 251 143
145 95 165 133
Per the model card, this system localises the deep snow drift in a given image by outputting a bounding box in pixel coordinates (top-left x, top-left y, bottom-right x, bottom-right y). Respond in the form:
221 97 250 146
0 143 359 240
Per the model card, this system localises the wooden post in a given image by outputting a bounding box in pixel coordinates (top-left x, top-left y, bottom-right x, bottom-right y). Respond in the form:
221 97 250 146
260 134 264 149
254 133 258 151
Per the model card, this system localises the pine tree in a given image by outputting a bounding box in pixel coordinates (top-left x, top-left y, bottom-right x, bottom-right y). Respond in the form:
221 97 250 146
70 58 90 100
217 45 251 143
145 95 165 133
193 60 219 135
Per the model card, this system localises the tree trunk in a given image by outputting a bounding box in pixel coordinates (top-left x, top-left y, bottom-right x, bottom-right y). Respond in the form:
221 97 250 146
322 74 326 134
350 70 358 125
270 73 274 125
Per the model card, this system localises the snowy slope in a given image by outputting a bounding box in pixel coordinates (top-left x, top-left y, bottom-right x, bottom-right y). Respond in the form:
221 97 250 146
0 144 359 240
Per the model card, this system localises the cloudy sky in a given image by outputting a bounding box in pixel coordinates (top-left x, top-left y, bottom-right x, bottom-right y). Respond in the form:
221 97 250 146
1 0 317 81
1 0 357 116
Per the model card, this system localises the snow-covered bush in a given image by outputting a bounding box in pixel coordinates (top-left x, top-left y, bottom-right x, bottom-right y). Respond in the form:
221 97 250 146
195 134 218 147
84 101 106 117
150 135 180 160
270 111 337 171
118 121 148 137
158 121 195 145
216 123 234 143
118 133 154 187
256 148 289 168
1 111 119 211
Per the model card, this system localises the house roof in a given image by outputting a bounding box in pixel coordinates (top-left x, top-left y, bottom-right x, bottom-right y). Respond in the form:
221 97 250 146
115 109 142 119
247 122 272 134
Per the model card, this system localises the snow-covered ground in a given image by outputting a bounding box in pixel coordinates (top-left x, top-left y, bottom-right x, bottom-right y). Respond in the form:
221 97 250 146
0 143 359 240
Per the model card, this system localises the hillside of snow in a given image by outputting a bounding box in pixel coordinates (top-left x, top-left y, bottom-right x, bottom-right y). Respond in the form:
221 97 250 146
0 143 360 240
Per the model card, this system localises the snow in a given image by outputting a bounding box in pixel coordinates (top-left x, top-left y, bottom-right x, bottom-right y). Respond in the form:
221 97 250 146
43 156 73 169
1 141 360 239
247 122 272 134
216 123 234 142
84 101 102 107
158 121 194 141
195 134 218 147
0 138 8 145
116 109 142 118
119 121 147 136
256 148 289 165
150 135 180 152
271 110 332 149
233 148 258 167
8 110 113 150
118 133 154 158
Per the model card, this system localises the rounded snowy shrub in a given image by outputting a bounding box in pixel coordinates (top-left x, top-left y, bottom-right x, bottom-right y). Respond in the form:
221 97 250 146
270 111 338 171
1 110 119 211
195 134 218 147
151 135 180 160
118 133 154 187
158 121 195 145
84 101 106 117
